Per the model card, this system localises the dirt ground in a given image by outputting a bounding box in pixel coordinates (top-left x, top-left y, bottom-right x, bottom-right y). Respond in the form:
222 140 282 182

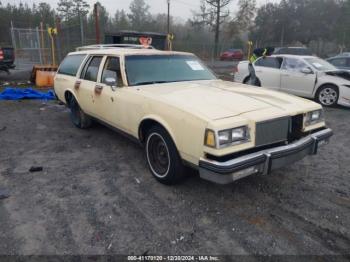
0 99 349 257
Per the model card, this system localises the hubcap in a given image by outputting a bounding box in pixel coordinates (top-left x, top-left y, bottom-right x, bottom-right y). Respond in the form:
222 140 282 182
146 133 170 178
319 88 337 106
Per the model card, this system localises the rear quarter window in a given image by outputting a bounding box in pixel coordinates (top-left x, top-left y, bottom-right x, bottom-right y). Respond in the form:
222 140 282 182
57 54 86 76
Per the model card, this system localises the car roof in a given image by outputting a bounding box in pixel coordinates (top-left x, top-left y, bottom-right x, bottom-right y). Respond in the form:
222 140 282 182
68 48 193 57
271 54 316 59
327 55 350 60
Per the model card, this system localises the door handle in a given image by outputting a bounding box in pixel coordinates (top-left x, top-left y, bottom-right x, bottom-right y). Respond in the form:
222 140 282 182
255 70 262 73
94 84 103 94
281 74 289 76
74 80 81 90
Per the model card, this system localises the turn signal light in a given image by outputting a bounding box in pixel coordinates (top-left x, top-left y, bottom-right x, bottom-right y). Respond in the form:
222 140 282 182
205 129 216 148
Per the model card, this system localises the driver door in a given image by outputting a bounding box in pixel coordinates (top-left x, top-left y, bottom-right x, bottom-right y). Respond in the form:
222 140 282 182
280 57 316 97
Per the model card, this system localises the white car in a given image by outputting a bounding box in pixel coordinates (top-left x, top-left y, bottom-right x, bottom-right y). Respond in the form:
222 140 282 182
234 55 350 107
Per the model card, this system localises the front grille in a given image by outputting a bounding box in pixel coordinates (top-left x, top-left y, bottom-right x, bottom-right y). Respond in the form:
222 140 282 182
255 117 290 147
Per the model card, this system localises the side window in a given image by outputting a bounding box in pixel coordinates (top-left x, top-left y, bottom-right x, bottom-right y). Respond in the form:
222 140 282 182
57 54 86 76
330 58 347 67
82 56 103 82
255 57 281 69
101 57 123 87
281 57 307 72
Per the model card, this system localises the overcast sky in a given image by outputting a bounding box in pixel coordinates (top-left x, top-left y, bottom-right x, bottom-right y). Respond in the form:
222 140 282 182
3 0 280 20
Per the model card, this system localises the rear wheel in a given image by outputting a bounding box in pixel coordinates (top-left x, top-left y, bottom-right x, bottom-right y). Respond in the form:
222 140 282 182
244 76 260 86
68 95 92 129
145 125 185 185
316 85 338 107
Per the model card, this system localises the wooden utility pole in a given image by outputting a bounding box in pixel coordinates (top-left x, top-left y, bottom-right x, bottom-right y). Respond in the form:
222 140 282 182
94 3 100 44
167 0 170 35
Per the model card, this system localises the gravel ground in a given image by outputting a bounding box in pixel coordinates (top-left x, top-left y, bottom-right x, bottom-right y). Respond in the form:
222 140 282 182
0 99 349 257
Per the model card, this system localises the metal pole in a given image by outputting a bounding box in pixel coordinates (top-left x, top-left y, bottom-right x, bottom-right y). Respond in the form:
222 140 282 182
167 0 170 34
40 22 46 64
36 27 43 64
80 12 84 45
94 3 100 44
10 21 16 49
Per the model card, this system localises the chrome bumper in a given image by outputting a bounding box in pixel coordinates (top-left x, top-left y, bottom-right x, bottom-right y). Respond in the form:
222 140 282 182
199 128 333 184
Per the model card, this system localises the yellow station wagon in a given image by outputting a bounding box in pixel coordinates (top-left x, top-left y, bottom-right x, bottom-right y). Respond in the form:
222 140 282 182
54 45 333 185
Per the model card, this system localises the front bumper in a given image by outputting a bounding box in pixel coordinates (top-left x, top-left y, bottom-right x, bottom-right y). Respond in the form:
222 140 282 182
199 128 333 184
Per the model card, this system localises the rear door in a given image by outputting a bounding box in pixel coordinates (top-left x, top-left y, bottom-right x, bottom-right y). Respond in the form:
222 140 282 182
253 57 282 90
280 57 316 97
76 55 104 116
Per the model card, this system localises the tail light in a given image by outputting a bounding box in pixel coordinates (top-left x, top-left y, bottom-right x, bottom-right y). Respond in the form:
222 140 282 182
0 49 3 60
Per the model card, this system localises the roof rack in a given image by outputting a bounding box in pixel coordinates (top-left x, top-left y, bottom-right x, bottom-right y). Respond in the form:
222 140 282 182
76 44 155 51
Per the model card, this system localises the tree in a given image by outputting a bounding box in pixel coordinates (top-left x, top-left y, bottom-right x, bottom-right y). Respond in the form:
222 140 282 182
193 0 232 57
57 0 74 21
113 10 130 30
128 0 151 31
57 0 89 21
224 0 256 42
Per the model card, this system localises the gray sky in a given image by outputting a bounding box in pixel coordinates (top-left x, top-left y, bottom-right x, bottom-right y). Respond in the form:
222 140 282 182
3 0 280 21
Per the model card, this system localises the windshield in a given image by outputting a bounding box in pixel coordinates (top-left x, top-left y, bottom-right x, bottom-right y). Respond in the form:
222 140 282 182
305 57 337 71
125 54 216 86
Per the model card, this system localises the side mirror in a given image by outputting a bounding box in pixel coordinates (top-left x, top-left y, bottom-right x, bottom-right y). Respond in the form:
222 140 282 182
105 77 117 86
300 67 313 74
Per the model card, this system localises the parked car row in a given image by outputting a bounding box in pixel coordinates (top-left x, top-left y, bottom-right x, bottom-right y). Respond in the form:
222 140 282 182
54 45 333 185
234 54 350 108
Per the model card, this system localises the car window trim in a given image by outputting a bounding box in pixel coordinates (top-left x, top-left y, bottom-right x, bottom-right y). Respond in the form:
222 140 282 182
80 55 104 83
255 57 281 69
99 55 124 87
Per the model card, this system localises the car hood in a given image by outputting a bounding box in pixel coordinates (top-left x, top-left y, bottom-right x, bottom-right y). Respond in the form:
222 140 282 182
323 70 350 81
139 80 318 120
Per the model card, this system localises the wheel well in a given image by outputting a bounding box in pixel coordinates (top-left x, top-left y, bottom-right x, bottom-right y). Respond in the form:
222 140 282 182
138 119 165 144
315 83 339 97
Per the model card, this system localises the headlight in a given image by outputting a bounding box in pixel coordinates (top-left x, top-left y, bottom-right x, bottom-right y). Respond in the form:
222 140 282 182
205 126 250 148
304 109 324 126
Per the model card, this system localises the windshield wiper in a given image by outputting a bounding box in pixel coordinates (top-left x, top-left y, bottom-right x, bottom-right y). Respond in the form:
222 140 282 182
134 81 168 86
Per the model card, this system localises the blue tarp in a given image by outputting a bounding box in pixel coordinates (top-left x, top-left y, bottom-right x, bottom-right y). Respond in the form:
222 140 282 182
0 88 55 100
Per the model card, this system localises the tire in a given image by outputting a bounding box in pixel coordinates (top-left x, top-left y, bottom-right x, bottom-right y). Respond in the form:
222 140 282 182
68 95 92 129
145 125 185 185
244 76 260 86
315 85 339 107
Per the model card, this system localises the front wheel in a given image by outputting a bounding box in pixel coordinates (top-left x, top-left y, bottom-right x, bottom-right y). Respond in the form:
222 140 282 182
145 126 185 185
316 85 339 107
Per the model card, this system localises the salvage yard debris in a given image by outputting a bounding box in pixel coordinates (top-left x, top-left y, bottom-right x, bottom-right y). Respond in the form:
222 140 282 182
29 166 43 172
0 87 55 100
0 188 10 200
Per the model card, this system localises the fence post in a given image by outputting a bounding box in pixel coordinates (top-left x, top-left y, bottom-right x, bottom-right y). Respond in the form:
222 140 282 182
10 21 16 49
36 27 43 65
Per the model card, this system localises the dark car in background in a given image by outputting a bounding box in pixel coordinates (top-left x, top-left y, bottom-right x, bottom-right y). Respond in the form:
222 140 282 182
273 47 313 56
220 49 244 61
0 47 15 73
327 56 350 70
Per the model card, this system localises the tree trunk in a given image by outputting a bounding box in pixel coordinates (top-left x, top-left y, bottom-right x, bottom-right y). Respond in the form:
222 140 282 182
214 0 220 59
